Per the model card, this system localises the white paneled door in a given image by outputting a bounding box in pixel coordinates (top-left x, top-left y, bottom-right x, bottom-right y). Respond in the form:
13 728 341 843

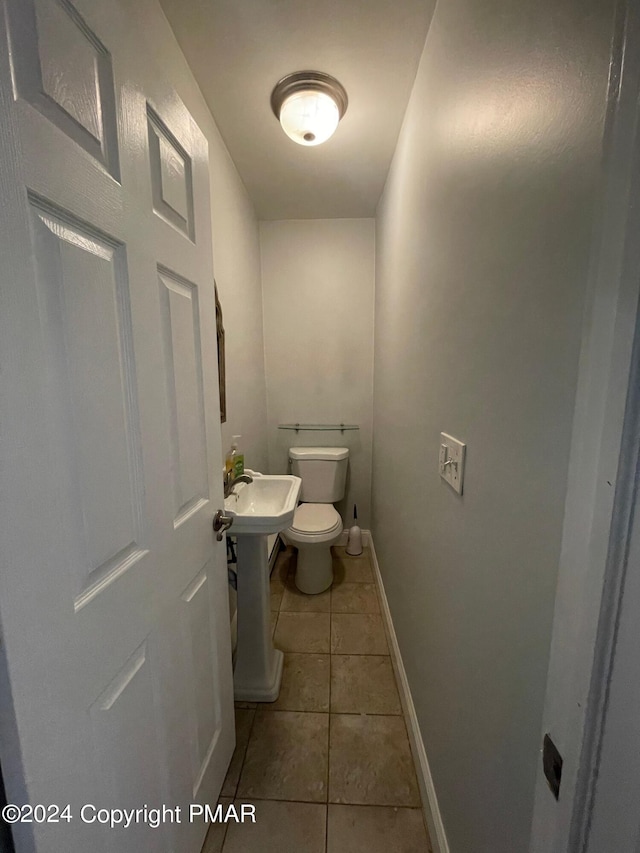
0 1 234 851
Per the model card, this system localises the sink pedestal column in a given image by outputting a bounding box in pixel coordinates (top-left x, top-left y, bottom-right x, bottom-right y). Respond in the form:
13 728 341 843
233 534 283 702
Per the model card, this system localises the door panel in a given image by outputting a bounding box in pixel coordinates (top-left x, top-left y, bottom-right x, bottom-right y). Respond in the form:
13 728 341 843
0 1 234 850
29 200 148 608
89 642 172 853
180 569 222 797
158 267 210 527
8 0 120 176
148 106 195 240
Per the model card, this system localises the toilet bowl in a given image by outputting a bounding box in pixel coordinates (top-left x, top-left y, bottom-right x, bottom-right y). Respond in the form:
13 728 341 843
283 446 349 594
285 503 343 594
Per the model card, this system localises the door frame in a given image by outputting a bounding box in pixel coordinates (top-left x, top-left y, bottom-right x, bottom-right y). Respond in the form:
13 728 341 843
529 1 640 850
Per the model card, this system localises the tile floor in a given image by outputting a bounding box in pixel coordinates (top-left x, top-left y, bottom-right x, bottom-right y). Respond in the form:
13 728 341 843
202 545 432 853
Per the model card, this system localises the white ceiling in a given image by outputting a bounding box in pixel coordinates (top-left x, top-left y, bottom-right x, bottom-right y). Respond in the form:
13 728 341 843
159 0 433 220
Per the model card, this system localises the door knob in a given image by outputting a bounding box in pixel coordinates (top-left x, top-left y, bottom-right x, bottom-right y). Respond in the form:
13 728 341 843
213 509 234 541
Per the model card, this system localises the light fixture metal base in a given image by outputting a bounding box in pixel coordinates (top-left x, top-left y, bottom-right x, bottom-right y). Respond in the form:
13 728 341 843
270 71 348 121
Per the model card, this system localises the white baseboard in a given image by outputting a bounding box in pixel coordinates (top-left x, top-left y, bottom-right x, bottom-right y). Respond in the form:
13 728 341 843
366 531 450 853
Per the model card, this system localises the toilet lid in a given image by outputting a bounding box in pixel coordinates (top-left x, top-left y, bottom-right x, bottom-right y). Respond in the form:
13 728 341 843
290 503 341 534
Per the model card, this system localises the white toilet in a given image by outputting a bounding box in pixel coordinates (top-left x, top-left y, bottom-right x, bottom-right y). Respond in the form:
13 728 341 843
284 447 349 594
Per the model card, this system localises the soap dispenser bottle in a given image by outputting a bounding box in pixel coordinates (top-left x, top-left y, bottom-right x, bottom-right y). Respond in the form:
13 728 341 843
227 435 244 478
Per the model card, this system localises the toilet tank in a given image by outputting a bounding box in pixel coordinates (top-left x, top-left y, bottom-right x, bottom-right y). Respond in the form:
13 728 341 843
289 447 349 503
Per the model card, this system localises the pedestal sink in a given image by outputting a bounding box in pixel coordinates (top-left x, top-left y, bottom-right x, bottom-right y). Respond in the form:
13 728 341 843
225 472 301 702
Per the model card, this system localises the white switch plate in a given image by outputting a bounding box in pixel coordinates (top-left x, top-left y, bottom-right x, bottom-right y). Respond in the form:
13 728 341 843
439 433 466 495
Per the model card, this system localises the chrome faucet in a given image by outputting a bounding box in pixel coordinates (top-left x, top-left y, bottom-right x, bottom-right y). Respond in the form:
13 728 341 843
224 470 253 498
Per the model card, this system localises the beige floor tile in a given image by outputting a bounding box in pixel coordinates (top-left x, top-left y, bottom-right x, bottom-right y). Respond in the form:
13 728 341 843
281 582 331 612
329 714 420 806
221 708 255 797
331 582 380 614
237 710 329 802
274 612 330 653
222 800 326 853
234 700 257 710
200 798 232 853
331 614 388 655
331 655 401 715
270 610 278 638
270 584 284 612
327 804 431 853
332 547 374 583
265 653 330 712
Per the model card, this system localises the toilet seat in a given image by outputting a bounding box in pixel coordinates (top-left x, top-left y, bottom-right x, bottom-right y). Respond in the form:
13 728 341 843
284 502 343 594
290 503 341 535
285 503 343 551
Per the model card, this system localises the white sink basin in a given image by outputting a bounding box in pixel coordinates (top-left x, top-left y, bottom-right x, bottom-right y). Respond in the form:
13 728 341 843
224 474 301 535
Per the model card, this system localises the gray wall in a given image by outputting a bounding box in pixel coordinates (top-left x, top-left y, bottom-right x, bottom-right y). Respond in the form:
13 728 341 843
371 1 615 851
260 219 375 526
212 155 268 474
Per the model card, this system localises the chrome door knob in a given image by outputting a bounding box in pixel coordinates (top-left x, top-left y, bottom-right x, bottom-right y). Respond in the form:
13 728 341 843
213 509 234 541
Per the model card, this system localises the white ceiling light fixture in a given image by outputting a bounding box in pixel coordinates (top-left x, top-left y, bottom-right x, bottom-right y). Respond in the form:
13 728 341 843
271 71 348 147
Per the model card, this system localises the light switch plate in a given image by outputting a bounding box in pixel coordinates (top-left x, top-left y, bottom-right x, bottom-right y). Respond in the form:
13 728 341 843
439 433 466 495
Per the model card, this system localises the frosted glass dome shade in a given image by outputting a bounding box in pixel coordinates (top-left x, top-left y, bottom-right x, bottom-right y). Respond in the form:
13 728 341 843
279 89 340 146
